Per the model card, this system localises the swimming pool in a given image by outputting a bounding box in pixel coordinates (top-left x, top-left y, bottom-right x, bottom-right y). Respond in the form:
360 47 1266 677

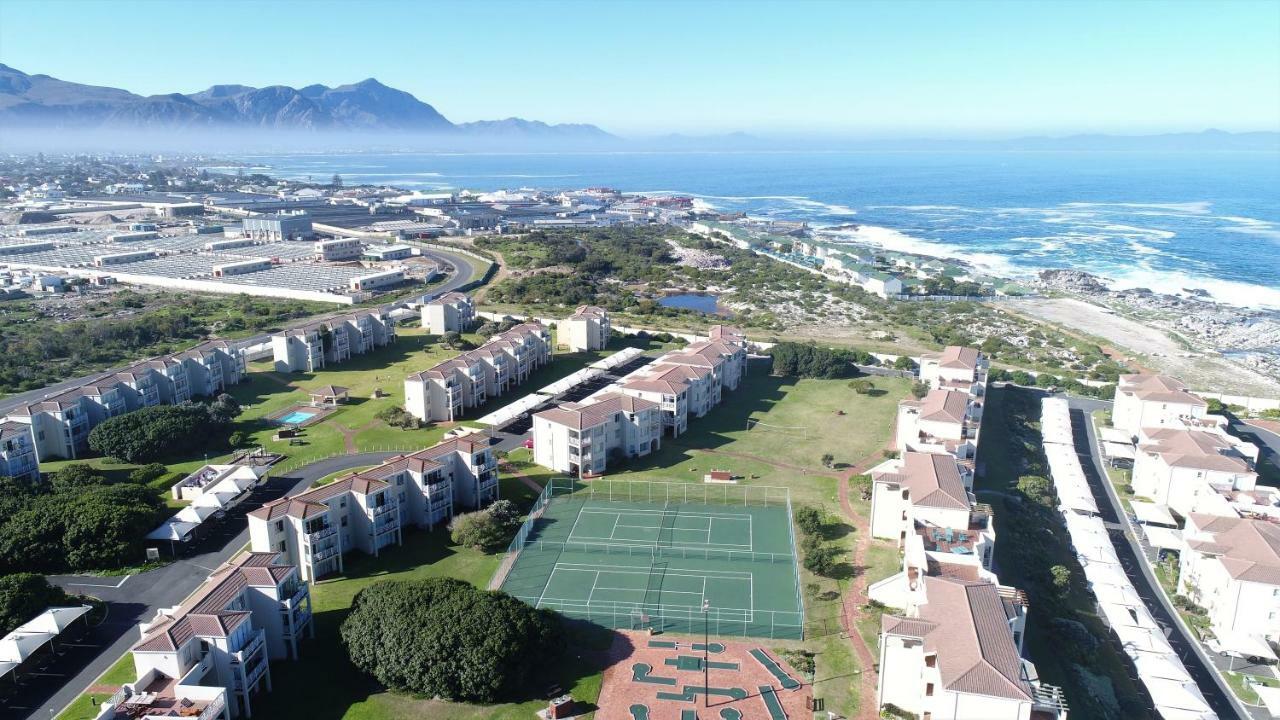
278 410 319 425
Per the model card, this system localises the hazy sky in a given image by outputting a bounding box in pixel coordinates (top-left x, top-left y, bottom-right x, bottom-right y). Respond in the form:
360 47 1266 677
2 0 1278 137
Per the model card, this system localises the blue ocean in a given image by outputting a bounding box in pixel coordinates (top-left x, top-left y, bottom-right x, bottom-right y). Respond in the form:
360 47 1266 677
225 151 1280 308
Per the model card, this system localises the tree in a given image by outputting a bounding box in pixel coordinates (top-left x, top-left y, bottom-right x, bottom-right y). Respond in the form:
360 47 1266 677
794 506 823 535
88 404 227 463
820 453 835 468
766 342 865 379
449 511 508 551
847 379 873 394
1016 475 1056 508
60 485 165 570
331 173 343 189
801 539 840 576
341 578 561 703
475 321 499 337
50 464 108 493
441 331 465 350
910 381 930 399
486 499 521 529
893 355 915 371
128 463 169 485
0 573 69 635
1050 564 1072 590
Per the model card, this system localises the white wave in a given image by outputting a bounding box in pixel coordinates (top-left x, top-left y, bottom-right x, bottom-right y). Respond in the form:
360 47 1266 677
1061 201 1213 215
865 204 975 212
1096 223 1176 240
785 198 858 216
626 191 808 201
1107 267 1280 310
821 224 1022 279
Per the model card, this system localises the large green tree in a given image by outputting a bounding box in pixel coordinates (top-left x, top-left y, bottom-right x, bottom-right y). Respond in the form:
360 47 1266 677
0 573 70 635
341 578 561 703
87 403 228 463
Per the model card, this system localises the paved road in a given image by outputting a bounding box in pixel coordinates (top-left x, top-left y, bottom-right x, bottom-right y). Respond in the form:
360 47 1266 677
1066 396 1252 720
1230 417 1280 472
0 245 481 417
15 452 398 720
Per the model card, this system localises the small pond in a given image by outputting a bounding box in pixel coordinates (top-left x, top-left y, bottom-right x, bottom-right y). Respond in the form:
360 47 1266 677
657 293 721 314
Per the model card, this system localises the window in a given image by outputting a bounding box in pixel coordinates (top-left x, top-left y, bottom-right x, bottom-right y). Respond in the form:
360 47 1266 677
924 655 936 668
276 541 285 553
275 520 284 533
341 516 348 527
925 683 934 697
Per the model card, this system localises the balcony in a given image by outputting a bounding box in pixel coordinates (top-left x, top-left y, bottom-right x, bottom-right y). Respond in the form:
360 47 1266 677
371 501 397 517
311 543 340 562
305 524 336 543
231 628 266 662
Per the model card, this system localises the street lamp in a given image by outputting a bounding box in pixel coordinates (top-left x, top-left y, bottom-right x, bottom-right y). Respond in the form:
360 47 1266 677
702 598 710 708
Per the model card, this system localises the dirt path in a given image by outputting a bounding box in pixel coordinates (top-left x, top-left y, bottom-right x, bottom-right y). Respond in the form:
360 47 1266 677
498 461 546 495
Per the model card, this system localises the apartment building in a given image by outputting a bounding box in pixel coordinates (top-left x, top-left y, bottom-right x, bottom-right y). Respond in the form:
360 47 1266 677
532 392 662 477
175 341 247 398
868 452 997 609
9 387 118 461
919 345 990 396
1132 426 1260 517
123 552 312 719
896 388 983 460
562 305 610 352
271 310 395 373
127 357 193 405
249 436 496 580
403 323 551 423
1179 513 1280 644
1112 374 1208 439
248 475 402 582
878 575 1065 720
421 292 475 334
0 420 38 481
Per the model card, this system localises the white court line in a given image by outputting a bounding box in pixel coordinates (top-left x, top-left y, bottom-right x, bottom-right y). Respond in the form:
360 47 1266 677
553 562 753 580
563 533 753 550
566 501 590 548
584 568 603 605
535 565 563 609
579 506 756 521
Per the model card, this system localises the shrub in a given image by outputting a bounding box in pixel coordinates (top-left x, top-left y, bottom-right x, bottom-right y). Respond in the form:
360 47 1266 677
128 463 169 485
848 379 873 394
449 511 508 551
376 405 421 430
341 578 562 703
50 464 109 493
910 381 930 399
767 342 865 379
794 506 823 535
892 356 915 371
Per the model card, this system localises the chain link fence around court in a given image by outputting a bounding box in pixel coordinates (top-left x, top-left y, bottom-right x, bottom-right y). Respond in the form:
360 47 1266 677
490 476 808 640
508 594 806 641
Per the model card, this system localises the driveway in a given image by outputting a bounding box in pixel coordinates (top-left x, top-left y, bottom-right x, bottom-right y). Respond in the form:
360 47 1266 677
1066 396 1254 719
14 452 398 720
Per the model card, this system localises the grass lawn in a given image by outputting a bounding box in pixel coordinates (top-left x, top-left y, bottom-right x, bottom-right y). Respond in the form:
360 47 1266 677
54 654 136 720
1224 669 1279 706
593 369 906 718
251 523 607 720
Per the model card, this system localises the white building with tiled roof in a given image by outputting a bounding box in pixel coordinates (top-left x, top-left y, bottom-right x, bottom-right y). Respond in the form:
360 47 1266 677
271 309 394 373
1132 426 1260 517
126 551 312 719
532 392 662 477
919 345 989 396
421 291 475 334
1179 513 1280 644
868 452 997 609
896 388 983 460
249 436 496 580
878 575 1066 720
562 305 610 352
403 323 551 423
1112 374 1208 439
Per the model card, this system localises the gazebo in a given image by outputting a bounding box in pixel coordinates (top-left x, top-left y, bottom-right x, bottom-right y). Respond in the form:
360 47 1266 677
308 385 350 407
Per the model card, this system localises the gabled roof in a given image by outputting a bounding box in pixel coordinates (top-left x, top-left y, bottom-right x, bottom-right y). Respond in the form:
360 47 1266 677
875 452 970 510
135 552 295 653
909 389 970 424
1119 374 1207 407
569 305 608 320
1139 428 1253 473
534 392 659 431
927 345 981 370
1186 514 1280 585
882 576 1033 701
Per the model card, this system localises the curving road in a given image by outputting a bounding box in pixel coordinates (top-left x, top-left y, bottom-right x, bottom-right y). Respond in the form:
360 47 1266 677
19 452 400 720
0 245 484 417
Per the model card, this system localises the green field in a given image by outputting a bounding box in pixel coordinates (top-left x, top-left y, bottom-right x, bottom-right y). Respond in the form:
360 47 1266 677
500 489 804 639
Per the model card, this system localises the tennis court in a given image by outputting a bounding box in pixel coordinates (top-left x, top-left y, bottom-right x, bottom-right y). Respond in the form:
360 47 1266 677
497 479 805 639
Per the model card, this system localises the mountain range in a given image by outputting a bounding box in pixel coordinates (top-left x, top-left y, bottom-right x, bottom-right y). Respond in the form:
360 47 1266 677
0 64 615 140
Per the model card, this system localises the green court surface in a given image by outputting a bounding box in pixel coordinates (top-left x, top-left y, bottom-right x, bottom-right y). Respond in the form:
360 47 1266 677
758 685 787 720
629 705 649 720
750 648 801 690
499 490 805 640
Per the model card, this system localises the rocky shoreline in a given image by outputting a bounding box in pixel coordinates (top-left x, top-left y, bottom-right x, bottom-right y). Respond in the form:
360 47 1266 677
1034 270 1280 383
